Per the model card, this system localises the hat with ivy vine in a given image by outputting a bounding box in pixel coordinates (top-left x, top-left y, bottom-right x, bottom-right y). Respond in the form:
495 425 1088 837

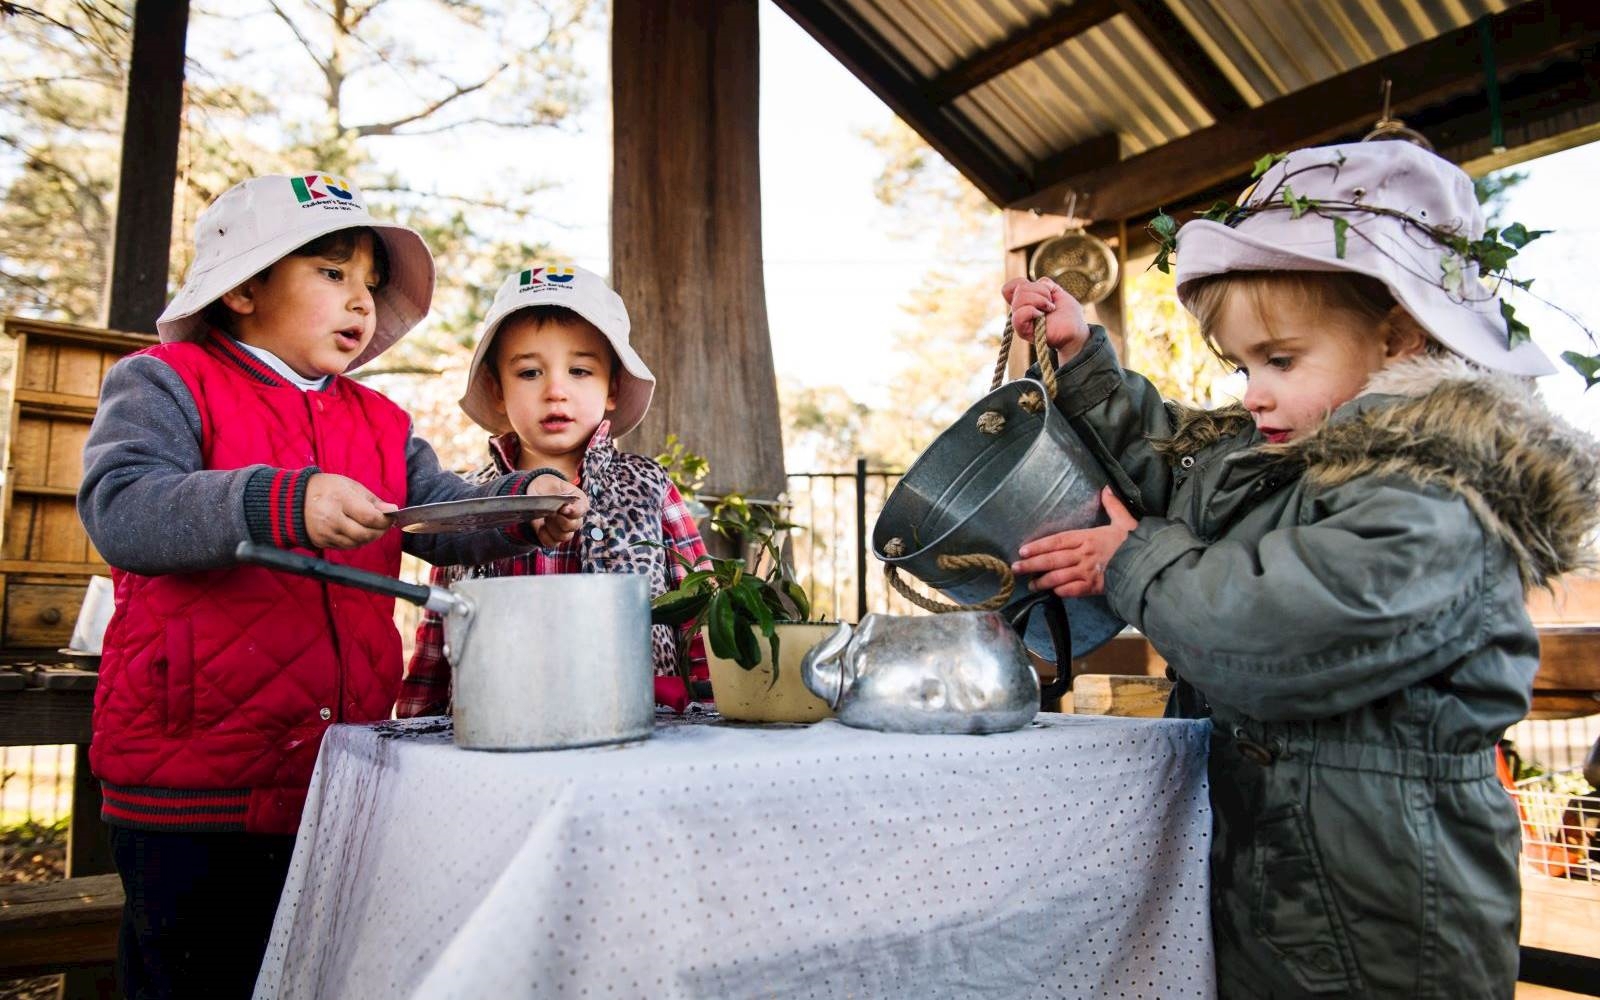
1167 140 1554 375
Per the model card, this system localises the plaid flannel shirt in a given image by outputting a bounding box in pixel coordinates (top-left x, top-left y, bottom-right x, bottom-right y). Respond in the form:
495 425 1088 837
396 425 708 718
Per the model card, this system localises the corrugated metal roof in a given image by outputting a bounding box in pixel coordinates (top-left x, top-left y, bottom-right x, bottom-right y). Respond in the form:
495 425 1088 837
780 0 1553 212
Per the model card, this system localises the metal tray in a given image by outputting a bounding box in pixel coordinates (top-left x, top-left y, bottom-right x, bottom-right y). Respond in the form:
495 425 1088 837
389 494 571 534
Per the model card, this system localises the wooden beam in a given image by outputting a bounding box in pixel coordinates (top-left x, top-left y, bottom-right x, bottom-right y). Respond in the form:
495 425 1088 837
926 0 1118 104
1031 130 1121 195
103 0 190 334
1012 0 1600 220
1113 0 1248 120
770 0 1029 205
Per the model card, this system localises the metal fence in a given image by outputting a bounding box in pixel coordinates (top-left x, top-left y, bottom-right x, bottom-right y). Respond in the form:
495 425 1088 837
1507 714 1600 774
1 744 73 826
786 460 922 623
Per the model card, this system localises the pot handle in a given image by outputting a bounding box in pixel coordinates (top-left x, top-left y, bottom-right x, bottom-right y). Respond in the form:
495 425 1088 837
1005 591 1074 708
234 541 461 615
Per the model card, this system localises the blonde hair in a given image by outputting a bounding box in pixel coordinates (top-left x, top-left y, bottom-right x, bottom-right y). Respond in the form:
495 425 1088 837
1184 270 1439 359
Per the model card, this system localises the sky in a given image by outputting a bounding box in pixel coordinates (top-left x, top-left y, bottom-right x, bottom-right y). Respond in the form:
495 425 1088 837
131 1 1600 433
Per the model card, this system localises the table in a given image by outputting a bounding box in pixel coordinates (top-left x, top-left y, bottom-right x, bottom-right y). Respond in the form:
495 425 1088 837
253 712 1214 1000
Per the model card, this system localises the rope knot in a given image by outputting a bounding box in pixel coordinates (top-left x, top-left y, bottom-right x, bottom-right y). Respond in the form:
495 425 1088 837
1017 390 1045 414
976 410 1006 435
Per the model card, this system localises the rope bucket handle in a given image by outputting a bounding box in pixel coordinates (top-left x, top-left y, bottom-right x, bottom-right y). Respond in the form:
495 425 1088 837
883 549 1015 613
992 313 1058 399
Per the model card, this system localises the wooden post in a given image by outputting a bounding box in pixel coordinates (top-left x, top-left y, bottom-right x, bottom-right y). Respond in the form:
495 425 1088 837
1085 219 1128 359
611 0 786 499
102 0 190 334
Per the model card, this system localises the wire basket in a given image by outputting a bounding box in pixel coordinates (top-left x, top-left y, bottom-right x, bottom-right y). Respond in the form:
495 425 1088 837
1510 770 1600 882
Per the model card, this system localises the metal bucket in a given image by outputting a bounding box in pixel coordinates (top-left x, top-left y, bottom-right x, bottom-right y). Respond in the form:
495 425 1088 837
872 378 1125 659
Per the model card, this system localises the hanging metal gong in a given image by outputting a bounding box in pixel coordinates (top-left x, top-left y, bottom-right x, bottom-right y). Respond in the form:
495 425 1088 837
1027 226 1120 304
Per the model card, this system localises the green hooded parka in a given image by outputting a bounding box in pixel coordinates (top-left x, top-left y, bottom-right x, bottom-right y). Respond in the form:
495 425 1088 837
1053 328 1600 999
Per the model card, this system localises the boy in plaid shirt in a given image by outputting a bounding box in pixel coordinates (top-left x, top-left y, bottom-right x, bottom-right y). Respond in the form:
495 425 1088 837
398 264 708 715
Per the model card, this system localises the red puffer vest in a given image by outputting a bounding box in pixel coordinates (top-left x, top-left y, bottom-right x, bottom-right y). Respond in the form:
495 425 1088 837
91 337 410 835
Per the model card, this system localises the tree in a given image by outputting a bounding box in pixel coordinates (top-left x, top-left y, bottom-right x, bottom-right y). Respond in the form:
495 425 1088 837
0 0 598 468
0 3 127 320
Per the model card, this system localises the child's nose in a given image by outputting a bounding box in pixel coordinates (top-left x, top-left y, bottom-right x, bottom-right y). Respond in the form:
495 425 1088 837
1242 380 1269 413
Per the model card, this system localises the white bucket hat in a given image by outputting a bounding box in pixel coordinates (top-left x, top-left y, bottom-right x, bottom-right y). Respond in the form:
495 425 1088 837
1174 141 1554 375
157 173 435 371
459 264 656 437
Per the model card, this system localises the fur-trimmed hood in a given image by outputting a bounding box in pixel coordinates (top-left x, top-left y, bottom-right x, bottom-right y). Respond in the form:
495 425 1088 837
1159 355 1600 588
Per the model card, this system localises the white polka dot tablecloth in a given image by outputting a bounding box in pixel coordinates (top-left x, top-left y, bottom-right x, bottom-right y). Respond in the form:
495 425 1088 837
253 712 1213 1000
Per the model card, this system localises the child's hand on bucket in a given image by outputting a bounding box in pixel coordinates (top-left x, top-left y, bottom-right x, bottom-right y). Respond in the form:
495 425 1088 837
1001 277 1091 364
1012 486 1137 598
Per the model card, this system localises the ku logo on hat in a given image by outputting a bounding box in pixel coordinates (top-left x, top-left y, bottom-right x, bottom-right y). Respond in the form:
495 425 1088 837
291 174 359 207
518 266 576 290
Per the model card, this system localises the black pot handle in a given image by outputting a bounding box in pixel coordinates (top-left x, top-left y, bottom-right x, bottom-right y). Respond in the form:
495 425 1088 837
235 541 438 609
1006 590 1074 708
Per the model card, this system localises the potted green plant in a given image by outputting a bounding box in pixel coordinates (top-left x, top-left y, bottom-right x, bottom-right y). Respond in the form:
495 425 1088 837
649 492 835 723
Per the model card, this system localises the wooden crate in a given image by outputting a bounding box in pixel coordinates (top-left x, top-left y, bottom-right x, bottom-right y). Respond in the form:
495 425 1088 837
0 316 154 653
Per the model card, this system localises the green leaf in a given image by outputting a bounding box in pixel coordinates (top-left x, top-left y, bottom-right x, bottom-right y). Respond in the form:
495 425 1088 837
650 588 711 627
1470 237 1516 273
1501 300 1531 347
1148 211 1177 240
1282 185 1312 219
764 631 783 688
782 580 811 622
1560 351 1600 389
680 569 715 591
730 585 777 637
1150 247 1173 274
1500 222 1550 249
732 615 763 671
704 592 740 661
1332 218 1349 259
1250 152 1286 179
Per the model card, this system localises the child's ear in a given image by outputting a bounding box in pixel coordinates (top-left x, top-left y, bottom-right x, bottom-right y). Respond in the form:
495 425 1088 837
1381 307 1429 361
606 370 619 413
486 372 508 417
218 281 257 317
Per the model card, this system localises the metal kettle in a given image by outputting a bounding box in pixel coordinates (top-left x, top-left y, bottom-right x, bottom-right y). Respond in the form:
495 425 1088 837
799 592 1072 734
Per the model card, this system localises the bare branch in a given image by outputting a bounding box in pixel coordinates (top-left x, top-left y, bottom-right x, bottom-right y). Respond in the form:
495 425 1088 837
350 63 509 136
368 112 569 136
266 0 334 82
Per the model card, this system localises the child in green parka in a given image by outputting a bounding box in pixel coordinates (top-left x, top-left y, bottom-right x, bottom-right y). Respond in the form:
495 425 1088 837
1004 140 1600 999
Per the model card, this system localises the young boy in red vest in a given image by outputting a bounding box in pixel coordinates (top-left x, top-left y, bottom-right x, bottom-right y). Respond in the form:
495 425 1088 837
77 173 588 1000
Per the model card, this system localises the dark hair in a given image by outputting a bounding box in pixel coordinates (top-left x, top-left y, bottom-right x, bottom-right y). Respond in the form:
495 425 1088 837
485 305 620 378
201 227 390 332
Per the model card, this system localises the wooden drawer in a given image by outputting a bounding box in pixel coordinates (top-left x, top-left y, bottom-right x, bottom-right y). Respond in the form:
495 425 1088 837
1 576 95 651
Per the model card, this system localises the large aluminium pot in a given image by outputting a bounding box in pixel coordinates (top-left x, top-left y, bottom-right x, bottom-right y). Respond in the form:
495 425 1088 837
235 542 653 751
872 377 1125 659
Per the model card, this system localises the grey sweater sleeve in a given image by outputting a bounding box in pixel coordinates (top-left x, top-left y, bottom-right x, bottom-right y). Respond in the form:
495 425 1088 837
78 354 303 574
397 433 559 566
